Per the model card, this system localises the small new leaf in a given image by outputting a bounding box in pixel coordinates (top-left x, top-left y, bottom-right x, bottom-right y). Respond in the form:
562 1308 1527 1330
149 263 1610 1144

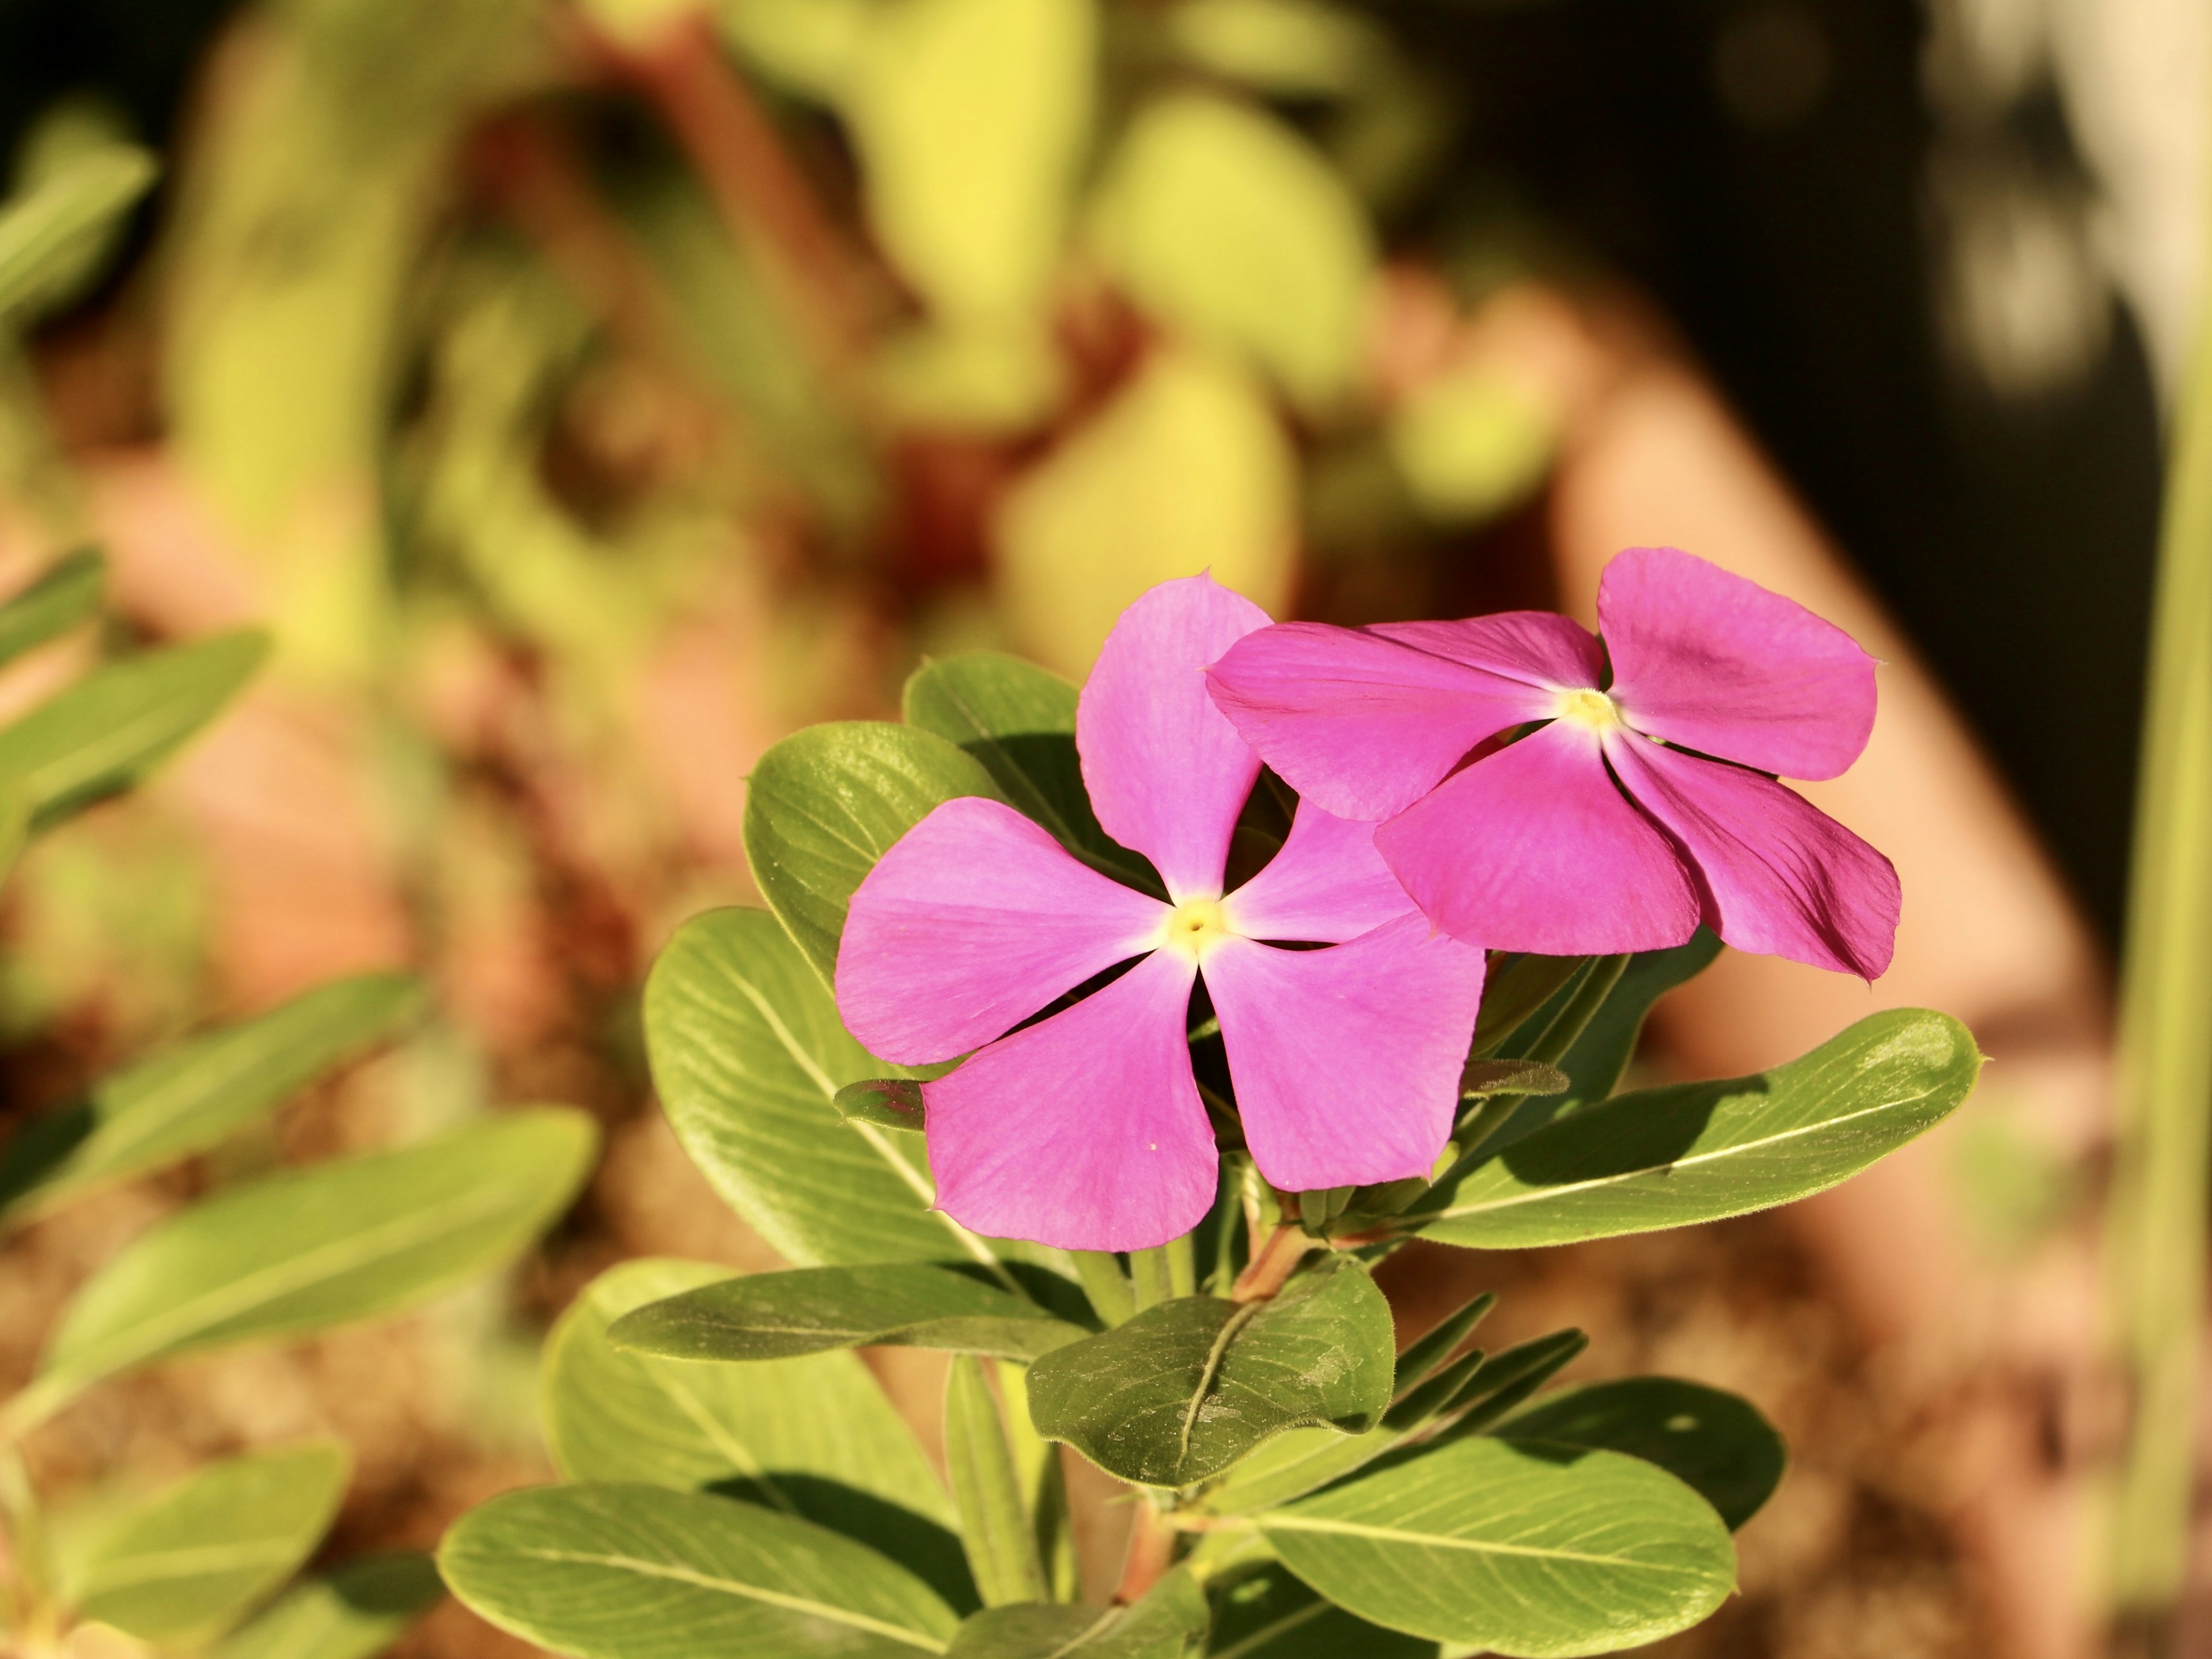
837 1078 928 1132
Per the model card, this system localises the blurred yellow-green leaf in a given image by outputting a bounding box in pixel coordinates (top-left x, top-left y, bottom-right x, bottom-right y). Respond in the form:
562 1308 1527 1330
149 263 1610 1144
1387 370 1556 525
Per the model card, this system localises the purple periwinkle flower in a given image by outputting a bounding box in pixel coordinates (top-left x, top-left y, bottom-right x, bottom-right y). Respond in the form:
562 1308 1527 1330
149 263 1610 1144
834 576 1486 1253
1206 546 1901 979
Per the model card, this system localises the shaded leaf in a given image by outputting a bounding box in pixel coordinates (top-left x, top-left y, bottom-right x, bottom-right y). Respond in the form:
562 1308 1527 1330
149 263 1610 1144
1404 1010 1980 1248
610 1263 1089 1363
1028 1256 1394 1487
1205 1562 1432 1658
743 720 1005 988
0 973 425 1224
945 1355 1048 1606
1497 1377 1785 1532
0 630 268 829
646 906 1020 1270
21 1109 596 1429
70 1442 350 1645
1468 956 1590 1060
543 1259 970 1613
946 1569 1209 1657
0 548 103 669
210 1554 444 1659
1260 1438 1735 1655
439 1483 960 1659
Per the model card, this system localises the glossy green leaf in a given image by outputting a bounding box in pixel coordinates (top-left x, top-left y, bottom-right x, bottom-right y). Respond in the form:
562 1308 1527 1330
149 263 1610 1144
0 973 425 1224
1205 1562 1433 1658
1260 1438 1736 1655
1405 1009 1981 1248
543 1259 969 1611
0 548 103 669
69 1442 350 1645
439 1483 961 1659
945 1355 1048 1607
646 906 1018 1271
1028 1256 1395 1487
902 652 1151 887
17 1109 596 1431
0 630 268 829
1090 94 1373 410
1497 1377 1785 1532
742 720 1005 988
0 145 154 320
946 1570 1209 1657
210 1553 444 1659
836 1078 929 1132
609 1263 1089 1363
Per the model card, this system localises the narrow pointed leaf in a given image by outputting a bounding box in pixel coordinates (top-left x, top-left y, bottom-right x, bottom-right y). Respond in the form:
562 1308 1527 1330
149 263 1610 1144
0 973 425 1224
646 906 1018 1271
1497 1377 1785 1531
1468 956 1589 1058
1404 1009 1981 1248
24 1109 594 1426
69 1442 350 1645
742 719 1006 987
210 1553 444 1659
945 1569 1209 1657
543 1259 969 1611
1459 1059 1569 1100
1028 1256 1395 1487
0 147 154 319
1260 1438 1736 1655
1205 1562 1434 1658
0 549 103 669
1431 1331 1590 1438
945 1355 1048 1607
438 1483 961 1658
0 630 268 828
609 1263 1090 1363
902 652 1155 888
1389 1292 1497 1395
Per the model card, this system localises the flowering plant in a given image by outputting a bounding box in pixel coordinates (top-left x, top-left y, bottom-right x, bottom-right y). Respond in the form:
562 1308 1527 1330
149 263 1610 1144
439 555 1978 1659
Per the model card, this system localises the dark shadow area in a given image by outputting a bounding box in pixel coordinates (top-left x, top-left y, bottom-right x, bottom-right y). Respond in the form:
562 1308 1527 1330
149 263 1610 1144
707 1474 979 1616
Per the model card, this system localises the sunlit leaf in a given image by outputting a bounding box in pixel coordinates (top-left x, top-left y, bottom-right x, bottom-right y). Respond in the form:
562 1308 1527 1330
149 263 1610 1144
946 1569 1210 1656
0 548 103 669
1260 1438 1735 1654
0 145 154 321
68 1442 350 1646
439 1483 961 1659
944 1354 1048 1607
1387 370 1555 526
0 973 425 1225
210 1554 445 1659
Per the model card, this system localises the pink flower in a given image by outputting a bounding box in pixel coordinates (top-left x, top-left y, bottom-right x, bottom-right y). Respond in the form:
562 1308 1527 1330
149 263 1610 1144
1206 547 1901 978
835 576 1486 1252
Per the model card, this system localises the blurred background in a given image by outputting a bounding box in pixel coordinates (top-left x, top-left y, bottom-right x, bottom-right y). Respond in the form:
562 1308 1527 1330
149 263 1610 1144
0 0 2201 1653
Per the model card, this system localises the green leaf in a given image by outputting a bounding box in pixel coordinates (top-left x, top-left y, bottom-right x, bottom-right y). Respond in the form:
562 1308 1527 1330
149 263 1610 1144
946 1569 1209 1657
18 1109 596 1431
210 1553 444 1659
1260 1438 1735 1655
0 146 155 321
902 652 1153 888
438 1483 961 1658
0 630 268 829
1090 94 1373 410
0 972 426 1224
1028 1256 1395 1487
1468 956 1590 1060
609 1263 1089 1363
68 1442 350 1645
544 1259 970 1612
742 720 1005 988
1205 1562 1433 1658
645 906 1017 1271
1496 1377 1785 1532
945 1355 1048 1607
0 548 103 669
1404 1009 1982 1249
836 1078 929 1132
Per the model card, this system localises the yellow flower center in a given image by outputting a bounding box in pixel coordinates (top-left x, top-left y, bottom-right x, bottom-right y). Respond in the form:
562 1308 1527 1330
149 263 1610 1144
1158 897 1234 960
1554 687 1623 733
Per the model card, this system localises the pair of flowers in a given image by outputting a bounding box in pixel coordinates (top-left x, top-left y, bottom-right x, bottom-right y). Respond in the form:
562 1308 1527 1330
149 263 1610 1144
836 551 1900 1251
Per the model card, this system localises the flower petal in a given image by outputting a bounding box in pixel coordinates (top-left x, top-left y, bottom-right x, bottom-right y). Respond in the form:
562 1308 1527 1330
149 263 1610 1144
1599 546 1877 781
1078 575 1272 900
1368 611 1607 690
1222 798 1415 943
837 797 1169 1064
1606 733 1900 979
923 949 1215 1252
1205 618 1577 821
1205 916 1486 1192
1374 721 1701 953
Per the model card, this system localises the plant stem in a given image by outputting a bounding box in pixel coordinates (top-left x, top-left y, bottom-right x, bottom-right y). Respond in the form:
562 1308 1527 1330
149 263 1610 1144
1230 1224 1313 1303
2100 157 2212 1631
1115 1499 1175 1605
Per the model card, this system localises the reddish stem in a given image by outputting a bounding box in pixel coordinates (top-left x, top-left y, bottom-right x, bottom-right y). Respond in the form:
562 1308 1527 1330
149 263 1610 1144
1232 1224 1315 1304
1115 1503 1174 1606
